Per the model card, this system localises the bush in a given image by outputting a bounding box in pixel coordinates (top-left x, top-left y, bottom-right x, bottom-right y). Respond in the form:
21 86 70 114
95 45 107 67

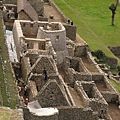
117 66 120 72
92 50 105 59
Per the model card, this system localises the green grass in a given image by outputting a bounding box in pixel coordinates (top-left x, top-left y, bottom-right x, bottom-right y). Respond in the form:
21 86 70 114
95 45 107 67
0 12 18 108
110 79 120 93
0 107 22 120
53 0 120 65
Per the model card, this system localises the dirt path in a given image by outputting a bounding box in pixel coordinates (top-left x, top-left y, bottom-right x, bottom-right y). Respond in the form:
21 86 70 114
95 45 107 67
68 86 85 107
58 66 85 107
80 56 99 72
58 67 70 84
95 81 109 91
108 103 120 120
44 3 64 22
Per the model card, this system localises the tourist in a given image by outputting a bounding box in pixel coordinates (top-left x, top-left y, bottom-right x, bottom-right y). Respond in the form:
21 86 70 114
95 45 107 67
43 67 47 81
25 98 28 106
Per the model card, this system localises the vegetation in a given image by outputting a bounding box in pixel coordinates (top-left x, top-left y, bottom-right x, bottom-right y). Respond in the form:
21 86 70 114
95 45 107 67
0 12 18 108
110 79 120 93
109 0 119 26
53 0 120 65
53 0 120 92
92 50 105 59
0 107 22 120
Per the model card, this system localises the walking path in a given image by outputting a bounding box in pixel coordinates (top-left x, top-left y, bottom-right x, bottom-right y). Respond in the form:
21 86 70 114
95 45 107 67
108 103 120 120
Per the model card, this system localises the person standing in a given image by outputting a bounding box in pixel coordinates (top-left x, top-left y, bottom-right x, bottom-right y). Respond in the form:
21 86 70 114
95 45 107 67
43 67 47 82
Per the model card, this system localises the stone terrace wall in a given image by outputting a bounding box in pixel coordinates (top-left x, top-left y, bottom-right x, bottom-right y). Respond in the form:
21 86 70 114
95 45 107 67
106 57 118 69
108 46 120 55
58 106 98 120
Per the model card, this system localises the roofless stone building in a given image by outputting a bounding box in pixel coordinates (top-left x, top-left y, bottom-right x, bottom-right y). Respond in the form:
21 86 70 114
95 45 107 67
2 0 119 120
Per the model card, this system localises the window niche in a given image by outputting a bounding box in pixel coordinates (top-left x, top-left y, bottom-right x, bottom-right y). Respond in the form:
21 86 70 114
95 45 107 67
56 35 59 41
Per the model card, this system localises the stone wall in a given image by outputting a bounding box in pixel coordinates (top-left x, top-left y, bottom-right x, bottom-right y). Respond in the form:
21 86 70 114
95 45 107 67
108 46 120 55
58 106 98 120
28 80 38 101
74 81 108 119
3 0 17 4
18 11 32 21
23 107 58 120
21 56 31 84
29 0 44 16
29 74 44 92
101 92 119 103
86 51 100 72
92 73 104 81
20 21 39 36
63 23 76 40
13 20 24 61
74 72 92 81
37 80 70 107
67 45 74 57
23 106 99 120
31 55 57 75
49 0 76 40
106 57 118 69
37 22 66 52
74 44 87 57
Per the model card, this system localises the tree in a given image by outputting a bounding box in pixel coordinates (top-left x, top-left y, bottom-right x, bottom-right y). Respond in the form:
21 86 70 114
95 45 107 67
109 0 119 26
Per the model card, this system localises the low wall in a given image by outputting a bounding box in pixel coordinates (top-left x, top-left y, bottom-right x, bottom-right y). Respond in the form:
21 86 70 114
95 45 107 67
23 106 98 120
106 57 118 69
23 108 58 120
108 46 120 55
92 73 104 81
58 106 98 120
101 91 119 103
3 0 17 4
74 72 92 81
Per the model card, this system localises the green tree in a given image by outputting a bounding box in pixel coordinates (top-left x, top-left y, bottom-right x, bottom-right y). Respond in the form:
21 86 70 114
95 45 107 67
109 0 119 26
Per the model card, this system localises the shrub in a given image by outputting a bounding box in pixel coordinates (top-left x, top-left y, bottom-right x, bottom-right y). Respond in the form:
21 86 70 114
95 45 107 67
92 50 105 59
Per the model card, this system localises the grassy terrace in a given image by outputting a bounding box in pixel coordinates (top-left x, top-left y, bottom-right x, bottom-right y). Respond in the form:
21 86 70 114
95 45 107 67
0 12 18 108
110 79 120 93
53 0 120 65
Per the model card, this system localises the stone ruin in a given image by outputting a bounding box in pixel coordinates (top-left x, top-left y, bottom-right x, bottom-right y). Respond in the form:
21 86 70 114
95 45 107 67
1 0 119 120
12 19 120 120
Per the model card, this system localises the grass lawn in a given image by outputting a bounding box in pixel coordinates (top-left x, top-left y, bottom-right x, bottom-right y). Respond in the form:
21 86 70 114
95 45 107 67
53 0 120 65
0 12 18 108
110 79 120 93
0 107 21 120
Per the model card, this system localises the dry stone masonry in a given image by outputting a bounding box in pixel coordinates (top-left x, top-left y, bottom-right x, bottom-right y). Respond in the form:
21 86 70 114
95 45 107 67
2 0 120 120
